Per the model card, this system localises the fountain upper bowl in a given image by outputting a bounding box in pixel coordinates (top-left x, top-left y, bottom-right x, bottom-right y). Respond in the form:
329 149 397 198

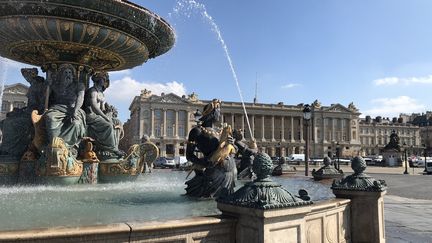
0 0 176 71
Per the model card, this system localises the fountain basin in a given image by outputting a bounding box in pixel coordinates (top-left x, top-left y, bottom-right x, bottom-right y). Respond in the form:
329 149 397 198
0 0 175 70
0 170 334 231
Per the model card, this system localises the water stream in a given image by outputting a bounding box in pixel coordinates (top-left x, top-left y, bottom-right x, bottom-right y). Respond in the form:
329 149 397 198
172 0 254 140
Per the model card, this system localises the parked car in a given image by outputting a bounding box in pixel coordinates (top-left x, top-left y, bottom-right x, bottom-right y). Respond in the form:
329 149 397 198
154 157 176 168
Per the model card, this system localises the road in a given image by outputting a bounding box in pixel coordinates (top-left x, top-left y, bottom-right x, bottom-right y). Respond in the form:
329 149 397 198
306 164 432 242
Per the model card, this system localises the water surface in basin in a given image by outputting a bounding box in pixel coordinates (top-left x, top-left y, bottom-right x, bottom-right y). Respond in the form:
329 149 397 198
0 170 334 231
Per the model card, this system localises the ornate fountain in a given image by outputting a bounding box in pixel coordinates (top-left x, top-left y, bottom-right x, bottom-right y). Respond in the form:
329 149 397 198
0 0 175 184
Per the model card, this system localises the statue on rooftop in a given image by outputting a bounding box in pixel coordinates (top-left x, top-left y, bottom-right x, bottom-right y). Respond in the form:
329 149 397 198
185 99 237 198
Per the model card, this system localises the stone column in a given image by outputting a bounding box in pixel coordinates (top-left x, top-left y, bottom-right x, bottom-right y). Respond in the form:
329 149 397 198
150 108 155 138
348 119 353 142
163 109 167 137
186 111 191 136
290 116 295 142
251 115 255 139
332 118 336 142
271 116 275 141
262 116 265 141
281 116 285 141
9 102 13 112
175 110 179 137
332 157 387 243
300 117 304 142
322 118 327 143
139 107 144 139
231 113 235 128
241 114 245 132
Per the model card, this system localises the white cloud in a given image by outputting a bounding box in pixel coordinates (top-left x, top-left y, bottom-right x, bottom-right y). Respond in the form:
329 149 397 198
362 96 425 118
105 76 187 103
0 57 35 70
281 83 300 89
374 75 432 86
104 76 187 122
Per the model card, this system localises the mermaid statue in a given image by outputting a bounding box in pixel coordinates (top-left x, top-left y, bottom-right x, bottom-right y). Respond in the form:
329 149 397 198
185 99 237 198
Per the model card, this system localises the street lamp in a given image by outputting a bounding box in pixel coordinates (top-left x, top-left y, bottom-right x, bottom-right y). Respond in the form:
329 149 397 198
336 142 341 170
303 104 312 176
403 142 408 175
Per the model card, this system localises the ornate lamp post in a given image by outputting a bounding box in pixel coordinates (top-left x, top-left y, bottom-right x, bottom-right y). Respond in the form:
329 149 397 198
303 104 312 176
336 142 341 170
403 142 408 175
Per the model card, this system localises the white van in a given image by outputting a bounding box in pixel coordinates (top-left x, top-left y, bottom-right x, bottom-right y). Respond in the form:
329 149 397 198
286 154 305 162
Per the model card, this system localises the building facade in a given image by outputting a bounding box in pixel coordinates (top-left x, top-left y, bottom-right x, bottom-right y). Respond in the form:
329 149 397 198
0 83 28 121
122 90 363 158
358 116 421 156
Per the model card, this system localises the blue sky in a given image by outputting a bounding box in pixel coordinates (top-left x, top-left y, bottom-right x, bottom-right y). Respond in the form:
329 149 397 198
2 0 432 122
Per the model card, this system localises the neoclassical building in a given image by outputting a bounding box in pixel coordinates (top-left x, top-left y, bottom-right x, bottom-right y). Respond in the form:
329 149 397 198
122 90 363 158
358 116 421 156
0 83 28 121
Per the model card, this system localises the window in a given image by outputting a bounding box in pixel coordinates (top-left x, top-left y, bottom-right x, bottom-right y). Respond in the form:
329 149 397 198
1 101 9 112
178 111 187 137
154 109 163 137
166 110 175 137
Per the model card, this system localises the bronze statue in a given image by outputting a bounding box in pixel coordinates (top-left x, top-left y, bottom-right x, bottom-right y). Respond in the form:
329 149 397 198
185 99 237 198
84 71 123 159
44 64 86 147
233 129 258 180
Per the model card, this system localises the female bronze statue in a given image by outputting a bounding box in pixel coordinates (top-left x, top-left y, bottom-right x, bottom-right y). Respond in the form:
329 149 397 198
84 72 123 158
185 99 237 198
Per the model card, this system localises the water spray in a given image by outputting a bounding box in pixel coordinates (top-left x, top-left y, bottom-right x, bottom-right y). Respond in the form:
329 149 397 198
173 0 254 141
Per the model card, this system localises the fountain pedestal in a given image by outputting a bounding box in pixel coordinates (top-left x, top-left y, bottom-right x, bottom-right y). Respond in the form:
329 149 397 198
332 156 387 243
218 203 311 243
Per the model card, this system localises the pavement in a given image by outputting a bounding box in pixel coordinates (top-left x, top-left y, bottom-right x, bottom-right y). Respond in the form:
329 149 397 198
293 164 432 242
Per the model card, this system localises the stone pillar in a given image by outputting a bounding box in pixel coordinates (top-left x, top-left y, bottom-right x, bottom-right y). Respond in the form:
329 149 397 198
271 116 275 141
290 116 295 142
300 117 304 142
9 102 13 112
175 110 179 137
332 118 336 141
261 116 265 141
348 119 353 142
281 116 285 141
322 118 327 143
251 115 255 139
231 113 235 128
150 108 155 138
241 114 245 132
217 153 313 243
163 109 167 137
332 157 387 243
